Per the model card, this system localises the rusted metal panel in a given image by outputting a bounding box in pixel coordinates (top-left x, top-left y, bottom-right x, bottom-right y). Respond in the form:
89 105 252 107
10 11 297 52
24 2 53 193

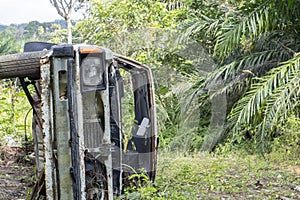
73 47 87 199
41 58 57 199
1 43 158 199
52 57 74 199
103 50 115 199
101 88 114 200
75 45 115 199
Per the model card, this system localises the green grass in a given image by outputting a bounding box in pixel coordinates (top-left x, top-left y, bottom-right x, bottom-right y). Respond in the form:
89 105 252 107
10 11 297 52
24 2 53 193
121 151 300 199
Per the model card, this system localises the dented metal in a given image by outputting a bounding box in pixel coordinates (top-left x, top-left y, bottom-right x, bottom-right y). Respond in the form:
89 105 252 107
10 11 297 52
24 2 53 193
0 42 158 200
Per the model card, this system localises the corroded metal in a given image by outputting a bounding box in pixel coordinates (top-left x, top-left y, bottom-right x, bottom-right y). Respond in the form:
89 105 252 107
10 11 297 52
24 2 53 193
41 60 57 199
73 47 87 199
52 57 74 199
0 43 158 200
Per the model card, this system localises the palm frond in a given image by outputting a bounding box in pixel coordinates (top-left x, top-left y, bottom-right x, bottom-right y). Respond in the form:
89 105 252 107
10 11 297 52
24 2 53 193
207 50 275 83
177 75 206 117
215 0 300 60
205 46 293 93
178 14 221 44
214 1 272 59
228 53 300 135
255 73 300 152
260 74 300 133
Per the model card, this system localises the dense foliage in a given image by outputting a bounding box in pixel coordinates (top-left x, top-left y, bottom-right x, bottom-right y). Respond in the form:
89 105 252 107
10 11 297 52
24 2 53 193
0 0 299 155
77 0 300 153
182 0 300 153
0 19 69 144
0 80 31 141
1 1 299 199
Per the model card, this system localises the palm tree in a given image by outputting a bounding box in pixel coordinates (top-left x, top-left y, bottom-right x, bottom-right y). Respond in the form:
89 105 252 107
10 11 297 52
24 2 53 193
181 0 300 151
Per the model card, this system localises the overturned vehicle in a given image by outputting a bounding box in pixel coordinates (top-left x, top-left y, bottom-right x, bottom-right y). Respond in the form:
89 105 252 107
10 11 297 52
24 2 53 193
0 42 158 199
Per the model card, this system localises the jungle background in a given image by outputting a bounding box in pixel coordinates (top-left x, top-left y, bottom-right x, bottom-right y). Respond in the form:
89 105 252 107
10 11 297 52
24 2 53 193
0 0 300 199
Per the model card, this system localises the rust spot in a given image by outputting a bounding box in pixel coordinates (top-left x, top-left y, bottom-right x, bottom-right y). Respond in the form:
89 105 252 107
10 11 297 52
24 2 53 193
80 47 103 54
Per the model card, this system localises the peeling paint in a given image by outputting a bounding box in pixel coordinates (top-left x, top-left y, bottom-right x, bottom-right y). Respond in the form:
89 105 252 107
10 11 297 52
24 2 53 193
0 43 158 200
41 61 56 199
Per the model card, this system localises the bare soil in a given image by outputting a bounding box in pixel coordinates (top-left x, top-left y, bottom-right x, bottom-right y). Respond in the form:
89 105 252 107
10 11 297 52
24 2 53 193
0 144 34 200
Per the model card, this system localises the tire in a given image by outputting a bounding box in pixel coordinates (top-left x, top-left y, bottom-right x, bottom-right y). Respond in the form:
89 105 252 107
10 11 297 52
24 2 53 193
0 51 49 79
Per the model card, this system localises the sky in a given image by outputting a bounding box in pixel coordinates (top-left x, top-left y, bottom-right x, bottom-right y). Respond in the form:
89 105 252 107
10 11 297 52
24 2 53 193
0 0 62 25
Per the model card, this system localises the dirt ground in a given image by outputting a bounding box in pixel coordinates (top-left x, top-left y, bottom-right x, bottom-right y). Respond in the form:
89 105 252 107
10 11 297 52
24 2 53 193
0 144 34 200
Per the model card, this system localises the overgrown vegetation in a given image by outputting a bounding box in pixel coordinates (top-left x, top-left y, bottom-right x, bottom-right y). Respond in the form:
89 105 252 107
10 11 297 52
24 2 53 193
118 152 300 199
0 0 300 198
0 79 32 144
0 0 299 155
74 0 300 154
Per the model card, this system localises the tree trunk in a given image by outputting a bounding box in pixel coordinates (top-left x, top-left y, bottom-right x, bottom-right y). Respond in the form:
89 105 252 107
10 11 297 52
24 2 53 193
66 17 72 44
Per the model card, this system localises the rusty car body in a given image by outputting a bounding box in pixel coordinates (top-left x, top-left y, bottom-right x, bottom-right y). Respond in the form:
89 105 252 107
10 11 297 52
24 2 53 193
0 42 158 199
